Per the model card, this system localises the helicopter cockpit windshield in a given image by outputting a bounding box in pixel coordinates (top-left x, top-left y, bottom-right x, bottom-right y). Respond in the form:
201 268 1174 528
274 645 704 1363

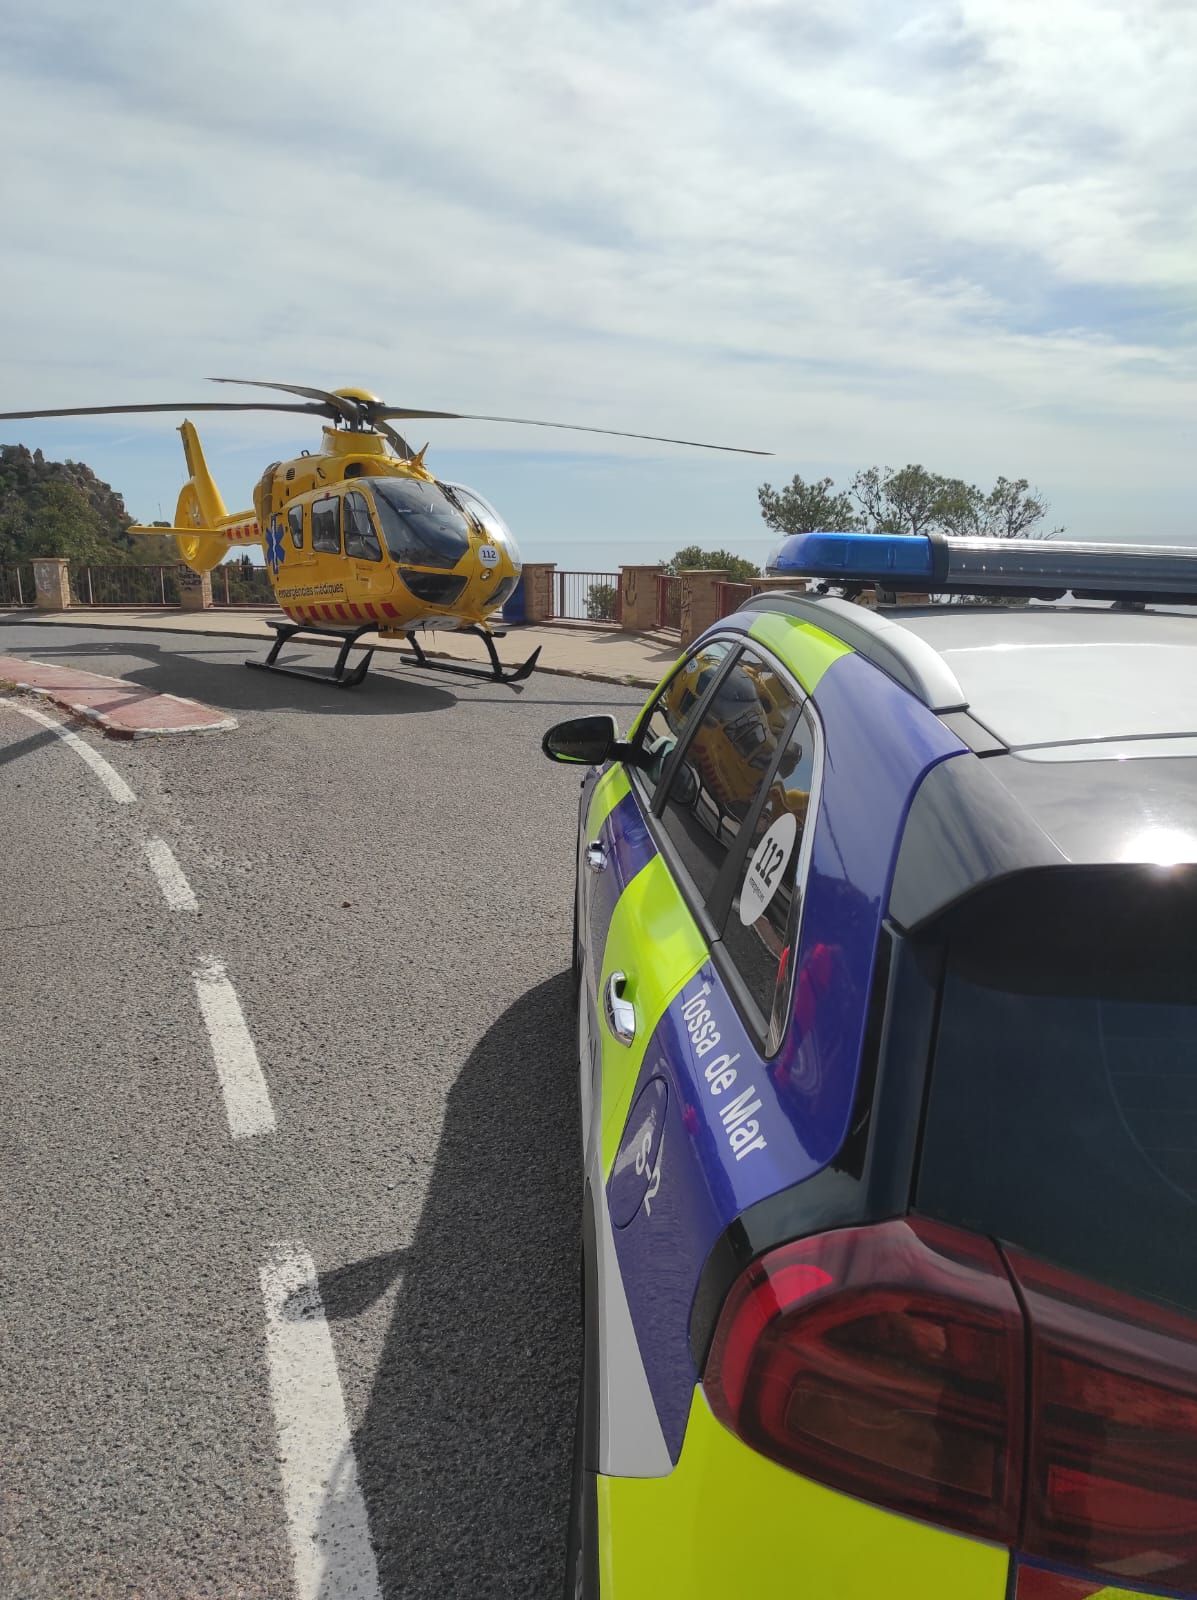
367 478 471 570
450 484 520 560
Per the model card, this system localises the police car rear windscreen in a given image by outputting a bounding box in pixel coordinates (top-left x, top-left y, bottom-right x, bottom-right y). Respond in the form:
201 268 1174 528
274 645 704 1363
914 867 1197 1314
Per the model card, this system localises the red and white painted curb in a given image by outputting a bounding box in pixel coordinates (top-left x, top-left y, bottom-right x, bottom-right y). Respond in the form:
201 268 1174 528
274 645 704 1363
0 654 237 738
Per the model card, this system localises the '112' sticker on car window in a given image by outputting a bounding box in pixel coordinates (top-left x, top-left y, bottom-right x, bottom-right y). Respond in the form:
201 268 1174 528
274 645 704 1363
740 812 798 926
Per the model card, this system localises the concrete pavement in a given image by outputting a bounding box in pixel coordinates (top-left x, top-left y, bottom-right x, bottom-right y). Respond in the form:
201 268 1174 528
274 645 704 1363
1 607 682 690
0 621 649 1598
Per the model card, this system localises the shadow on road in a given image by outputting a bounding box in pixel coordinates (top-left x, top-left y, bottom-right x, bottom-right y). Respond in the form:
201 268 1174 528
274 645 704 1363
308 970 581 1599
0 636 461 716
0 724 61 769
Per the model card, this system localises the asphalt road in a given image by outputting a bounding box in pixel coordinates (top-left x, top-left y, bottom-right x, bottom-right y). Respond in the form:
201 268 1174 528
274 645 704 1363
0 623 646 1600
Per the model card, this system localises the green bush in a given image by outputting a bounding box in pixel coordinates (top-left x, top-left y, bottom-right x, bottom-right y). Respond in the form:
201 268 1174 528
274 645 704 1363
585 580 619 620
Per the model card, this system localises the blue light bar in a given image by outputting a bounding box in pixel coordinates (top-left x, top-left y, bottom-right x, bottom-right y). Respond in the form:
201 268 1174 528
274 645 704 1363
768 532 933 580
766 532 1197 605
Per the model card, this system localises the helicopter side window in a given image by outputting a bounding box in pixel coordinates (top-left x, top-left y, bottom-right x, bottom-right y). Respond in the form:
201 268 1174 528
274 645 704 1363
287 503 304 550
367 478 471 571
311 496 341 554
344 492 382 562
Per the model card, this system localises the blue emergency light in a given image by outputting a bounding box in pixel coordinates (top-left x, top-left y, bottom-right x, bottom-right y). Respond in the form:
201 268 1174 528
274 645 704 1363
766 531 1197 606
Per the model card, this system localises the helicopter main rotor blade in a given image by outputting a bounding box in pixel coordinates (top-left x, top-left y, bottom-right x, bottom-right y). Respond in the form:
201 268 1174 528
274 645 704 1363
209 377 358 421
373 407 772 456
0 401 328 421
372 418 415 460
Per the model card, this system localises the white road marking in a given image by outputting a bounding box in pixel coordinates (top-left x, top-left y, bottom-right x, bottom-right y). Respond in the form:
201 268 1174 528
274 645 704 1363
143 837 199 912
0 696 136 804
192 958 276 1138
260 1243 384 1600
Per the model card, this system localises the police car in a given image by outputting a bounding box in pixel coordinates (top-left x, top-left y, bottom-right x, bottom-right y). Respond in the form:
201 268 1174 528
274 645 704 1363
542 532 1197 1600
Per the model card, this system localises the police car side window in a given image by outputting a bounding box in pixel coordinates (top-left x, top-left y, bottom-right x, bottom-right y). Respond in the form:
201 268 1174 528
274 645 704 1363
719 704 818 1032
657 650 796 910
632 639 732 803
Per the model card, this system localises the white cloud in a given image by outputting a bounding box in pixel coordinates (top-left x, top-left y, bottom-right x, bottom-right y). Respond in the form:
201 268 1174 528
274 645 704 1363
0 0 1194 545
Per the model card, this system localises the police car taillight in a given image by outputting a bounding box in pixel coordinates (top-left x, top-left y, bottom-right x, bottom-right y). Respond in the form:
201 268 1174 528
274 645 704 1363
703 1218 1025 1543
704 1221 1197 1589
1009 1249 1197 1592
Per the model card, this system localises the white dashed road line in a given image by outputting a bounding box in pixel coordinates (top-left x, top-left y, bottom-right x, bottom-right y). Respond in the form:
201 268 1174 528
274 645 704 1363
0 696 136 804
143 837 199 912
260 1243 384 1600
193 958 277 1139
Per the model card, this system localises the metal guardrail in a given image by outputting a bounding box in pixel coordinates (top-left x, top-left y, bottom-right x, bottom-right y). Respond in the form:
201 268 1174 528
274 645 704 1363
555 570 621 623
212 563 277 606
71 565 182 606
655 574 681 631
0 565 36 607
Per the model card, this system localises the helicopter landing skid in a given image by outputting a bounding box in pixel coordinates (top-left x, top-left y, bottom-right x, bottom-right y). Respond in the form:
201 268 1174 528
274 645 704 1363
246 620 376 688
245 619 540 689
397 626 541 688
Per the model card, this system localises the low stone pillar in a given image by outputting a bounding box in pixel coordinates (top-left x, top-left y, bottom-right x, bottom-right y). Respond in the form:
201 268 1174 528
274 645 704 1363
520 562 557 623
33 558 71 610
176 565 213 610
619 564 664 631
679 569 728 645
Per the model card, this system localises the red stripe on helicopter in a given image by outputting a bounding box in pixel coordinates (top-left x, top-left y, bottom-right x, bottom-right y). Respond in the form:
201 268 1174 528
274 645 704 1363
381 602 399 619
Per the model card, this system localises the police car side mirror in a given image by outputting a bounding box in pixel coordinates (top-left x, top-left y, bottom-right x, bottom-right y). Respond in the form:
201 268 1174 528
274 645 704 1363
542 714 643 768
542 714 619 765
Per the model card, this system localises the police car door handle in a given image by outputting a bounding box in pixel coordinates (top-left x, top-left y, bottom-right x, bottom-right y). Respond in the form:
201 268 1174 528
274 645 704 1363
604 972 636 1045
586 840 607 872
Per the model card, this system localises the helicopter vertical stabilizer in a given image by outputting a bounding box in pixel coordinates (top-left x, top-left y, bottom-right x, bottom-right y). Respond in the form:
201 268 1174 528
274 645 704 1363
176 419 228 528
128 419 261 572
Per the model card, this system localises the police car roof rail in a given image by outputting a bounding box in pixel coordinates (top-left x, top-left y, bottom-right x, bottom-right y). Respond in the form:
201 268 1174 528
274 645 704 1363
739 590 969 712
765 530 1197 607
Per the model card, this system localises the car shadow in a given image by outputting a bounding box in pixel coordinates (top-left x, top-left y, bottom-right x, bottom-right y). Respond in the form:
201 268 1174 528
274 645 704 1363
306 971 581 1599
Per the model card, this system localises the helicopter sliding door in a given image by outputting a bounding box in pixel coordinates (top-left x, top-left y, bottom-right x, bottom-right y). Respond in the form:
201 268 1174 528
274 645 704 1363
343 490 394 608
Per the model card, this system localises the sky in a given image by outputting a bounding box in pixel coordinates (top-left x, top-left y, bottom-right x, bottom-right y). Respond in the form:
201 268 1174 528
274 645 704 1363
1 0 1194 571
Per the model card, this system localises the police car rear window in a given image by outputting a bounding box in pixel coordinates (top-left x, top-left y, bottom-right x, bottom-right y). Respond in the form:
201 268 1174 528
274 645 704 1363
916 869 1197 1314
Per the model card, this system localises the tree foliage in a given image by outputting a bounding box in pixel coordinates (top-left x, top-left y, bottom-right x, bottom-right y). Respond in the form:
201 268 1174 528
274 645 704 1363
663 544 761 583
0 443 175 568
756 463 1060 543
584 580 619 621
758 475 859 534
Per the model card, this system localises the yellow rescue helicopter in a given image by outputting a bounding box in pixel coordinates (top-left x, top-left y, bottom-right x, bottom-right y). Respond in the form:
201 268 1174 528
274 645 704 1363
1 379 768 687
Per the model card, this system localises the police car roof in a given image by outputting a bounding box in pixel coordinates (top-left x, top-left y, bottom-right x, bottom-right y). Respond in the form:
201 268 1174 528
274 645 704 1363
747 592 1197 758
740 592 1197 920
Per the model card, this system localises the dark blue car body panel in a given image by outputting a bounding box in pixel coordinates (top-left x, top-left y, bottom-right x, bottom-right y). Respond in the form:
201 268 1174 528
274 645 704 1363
595 642 965 1459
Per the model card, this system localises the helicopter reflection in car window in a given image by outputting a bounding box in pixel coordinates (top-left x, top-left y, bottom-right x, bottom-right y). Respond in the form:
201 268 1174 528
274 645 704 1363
634 641 734 801
658 650 801 907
